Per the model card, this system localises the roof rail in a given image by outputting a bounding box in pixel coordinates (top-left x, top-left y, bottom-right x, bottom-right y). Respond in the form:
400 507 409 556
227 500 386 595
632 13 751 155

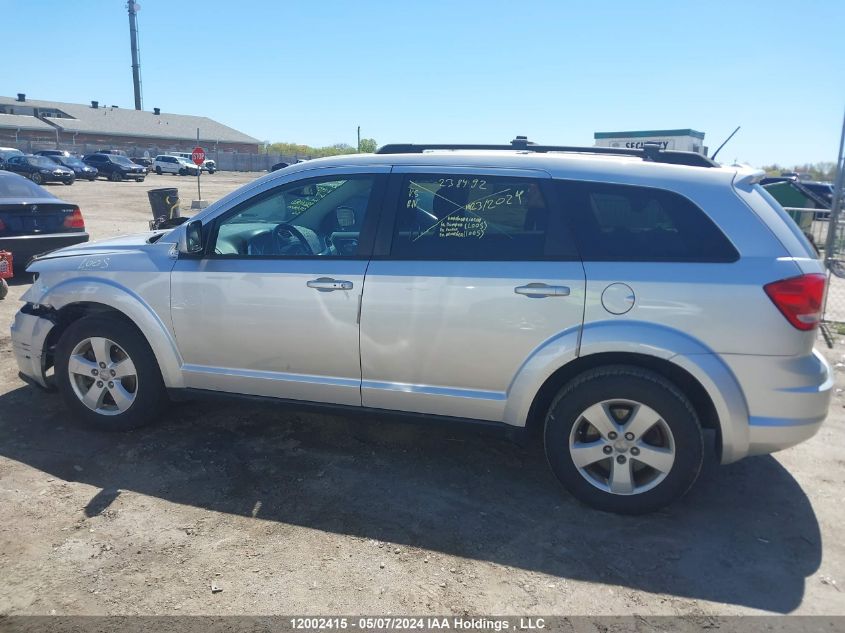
375 137 719 168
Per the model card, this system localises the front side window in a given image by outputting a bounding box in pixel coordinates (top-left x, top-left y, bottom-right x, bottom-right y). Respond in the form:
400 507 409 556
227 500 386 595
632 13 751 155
558 180 738 262
390 174 561 260
212 175 377 257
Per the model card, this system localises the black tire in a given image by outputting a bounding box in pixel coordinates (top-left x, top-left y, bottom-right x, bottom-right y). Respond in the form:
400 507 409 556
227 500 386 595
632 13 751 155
0 278 7 300
54 316 168 431
544 365 703 515
30 172 42 185
136 178 144 182
88 176 97 181
109 171 122 182
63 177 74 185
155 166 162 175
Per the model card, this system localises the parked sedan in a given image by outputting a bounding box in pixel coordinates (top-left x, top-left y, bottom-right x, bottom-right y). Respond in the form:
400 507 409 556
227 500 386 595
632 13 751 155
0 171 88 267
34 150 72 158
0 147 25 170
4 155 75 185
45 155 99 181
82 153 146 182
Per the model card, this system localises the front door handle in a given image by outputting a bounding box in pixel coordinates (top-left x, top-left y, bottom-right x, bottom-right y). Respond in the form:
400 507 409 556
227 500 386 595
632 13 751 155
307 277 353 291
514 283 570 298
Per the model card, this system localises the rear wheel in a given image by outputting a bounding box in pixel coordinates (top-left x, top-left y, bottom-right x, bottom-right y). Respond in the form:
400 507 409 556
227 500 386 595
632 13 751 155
55 316 168 431
30 172 43 185
544 366 703 514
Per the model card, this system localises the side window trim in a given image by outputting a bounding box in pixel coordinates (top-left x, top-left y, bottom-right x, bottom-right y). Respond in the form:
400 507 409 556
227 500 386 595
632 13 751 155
202 173 387 260
372 171 579 261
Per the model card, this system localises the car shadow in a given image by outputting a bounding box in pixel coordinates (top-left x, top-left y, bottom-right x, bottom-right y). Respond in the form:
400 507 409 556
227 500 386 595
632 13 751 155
0 384 822 613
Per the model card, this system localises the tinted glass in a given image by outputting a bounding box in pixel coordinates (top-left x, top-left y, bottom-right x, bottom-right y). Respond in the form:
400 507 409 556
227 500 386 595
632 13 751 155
213 175 376 257
0 174 56 199
391 174 556 260
558 181 738 262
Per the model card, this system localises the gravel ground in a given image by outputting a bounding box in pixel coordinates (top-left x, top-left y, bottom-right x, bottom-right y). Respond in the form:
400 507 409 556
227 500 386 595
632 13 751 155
0 172 844 617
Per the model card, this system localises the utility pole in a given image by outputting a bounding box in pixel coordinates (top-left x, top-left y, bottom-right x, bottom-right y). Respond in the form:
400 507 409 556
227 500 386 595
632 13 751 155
127 2 143 110
357 126 361 153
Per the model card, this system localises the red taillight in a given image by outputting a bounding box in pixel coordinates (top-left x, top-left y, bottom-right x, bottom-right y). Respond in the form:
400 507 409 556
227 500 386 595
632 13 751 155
63 207 85 229
764 273 827 331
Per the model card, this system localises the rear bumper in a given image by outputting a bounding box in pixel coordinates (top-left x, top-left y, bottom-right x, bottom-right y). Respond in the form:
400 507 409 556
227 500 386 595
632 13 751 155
722 349 832 458
0 232 89 269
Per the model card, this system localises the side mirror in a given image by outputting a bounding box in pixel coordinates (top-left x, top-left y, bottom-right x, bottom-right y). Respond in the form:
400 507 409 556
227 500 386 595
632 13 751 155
182 219 204 255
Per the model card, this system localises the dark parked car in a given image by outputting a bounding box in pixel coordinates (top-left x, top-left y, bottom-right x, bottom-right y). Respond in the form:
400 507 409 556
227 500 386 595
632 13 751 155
45 155 99 181
131 157 153 168
0 147 24 170
4 155 74 185
0 171 88 267
34 150 72 158
82 153 146 182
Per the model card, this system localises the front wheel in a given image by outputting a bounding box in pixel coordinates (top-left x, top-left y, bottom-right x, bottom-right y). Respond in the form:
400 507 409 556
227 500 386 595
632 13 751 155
0 278 8 300
63 177 75 186
30 172 43 185
155 166 162 175
544 366 703 514
55 316 168 431
109 171 122 182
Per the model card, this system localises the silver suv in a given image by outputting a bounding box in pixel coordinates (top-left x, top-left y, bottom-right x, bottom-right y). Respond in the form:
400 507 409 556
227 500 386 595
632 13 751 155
10 140 832 514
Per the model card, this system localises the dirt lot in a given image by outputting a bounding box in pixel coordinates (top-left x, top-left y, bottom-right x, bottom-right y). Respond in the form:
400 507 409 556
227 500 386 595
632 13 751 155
1 172 844 617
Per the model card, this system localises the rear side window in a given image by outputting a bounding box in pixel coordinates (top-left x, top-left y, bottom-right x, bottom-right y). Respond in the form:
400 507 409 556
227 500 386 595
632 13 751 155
558 181 738 262
390 174 576 260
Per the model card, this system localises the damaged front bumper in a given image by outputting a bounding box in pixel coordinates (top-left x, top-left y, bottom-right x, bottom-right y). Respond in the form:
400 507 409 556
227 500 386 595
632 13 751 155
10 304 57 389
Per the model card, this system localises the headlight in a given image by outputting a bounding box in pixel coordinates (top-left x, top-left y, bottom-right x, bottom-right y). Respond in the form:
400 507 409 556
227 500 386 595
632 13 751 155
40 169 50 174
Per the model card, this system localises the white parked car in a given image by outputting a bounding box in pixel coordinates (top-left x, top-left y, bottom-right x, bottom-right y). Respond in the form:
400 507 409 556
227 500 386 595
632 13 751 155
153 155 199 176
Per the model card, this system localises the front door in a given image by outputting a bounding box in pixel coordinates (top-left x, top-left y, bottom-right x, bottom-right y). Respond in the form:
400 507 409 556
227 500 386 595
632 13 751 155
360 168 586 422
170 169 387 405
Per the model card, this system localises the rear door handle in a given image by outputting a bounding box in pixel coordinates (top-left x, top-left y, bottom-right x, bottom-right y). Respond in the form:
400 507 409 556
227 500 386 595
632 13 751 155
514 283 570 298
307 277 353 291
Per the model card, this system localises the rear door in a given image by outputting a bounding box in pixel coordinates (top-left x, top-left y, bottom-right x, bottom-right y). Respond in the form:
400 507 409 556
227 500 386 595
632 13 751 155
359 167 586 422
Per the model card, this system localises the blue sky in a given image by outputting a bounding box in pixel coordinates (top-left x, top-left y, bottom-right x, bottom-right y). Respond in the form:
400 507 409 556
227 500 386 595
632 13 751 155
3 0 843 166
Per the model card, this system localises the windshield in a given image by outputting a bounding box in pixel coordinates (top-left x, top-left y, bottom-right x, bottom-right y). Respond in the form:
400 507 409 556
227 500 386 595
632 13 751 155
110 155 135 166
28 156 60 168
0 174 57 199
61 157 86 168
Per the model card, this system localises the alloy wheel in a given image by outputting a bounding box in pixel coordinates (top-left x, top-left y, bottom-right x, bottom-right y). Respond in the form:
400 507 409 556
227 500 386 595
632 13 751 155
568 399 675 495
67 337 138 416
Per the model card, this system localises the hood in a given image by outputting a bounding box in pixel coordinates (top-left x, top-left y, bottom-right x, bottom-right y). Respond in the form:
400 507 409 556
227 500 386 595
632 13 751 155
29 231 166 264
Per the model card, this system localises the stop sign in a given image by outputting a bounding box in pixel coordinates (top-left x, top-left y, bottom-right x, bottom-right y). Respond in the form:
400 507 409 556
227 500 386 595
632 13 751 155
191 146 206 166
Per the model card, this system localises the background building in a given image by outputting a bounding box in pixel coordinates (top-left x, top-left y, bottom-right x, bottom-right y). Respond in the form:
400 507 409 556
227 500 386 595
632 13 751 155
594 129 707 155
0 93 260 159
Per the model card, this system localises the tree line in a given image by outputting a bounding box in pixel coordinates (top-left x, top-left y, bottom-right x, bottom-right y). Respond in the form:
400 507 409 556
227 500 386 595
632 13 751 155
262 138 378 158
761 162 837 181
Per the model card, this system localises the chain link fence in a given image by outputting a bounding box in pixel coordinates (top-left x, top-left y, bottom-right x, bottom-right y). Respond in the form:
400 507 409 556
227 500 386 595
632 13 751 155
6 139 310 173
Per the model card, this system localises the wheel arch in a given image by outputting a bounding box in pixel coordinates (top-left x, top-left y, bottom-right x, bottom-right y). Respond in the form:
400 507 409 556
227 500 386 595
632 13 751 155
524 352 723 458
26 278 184 389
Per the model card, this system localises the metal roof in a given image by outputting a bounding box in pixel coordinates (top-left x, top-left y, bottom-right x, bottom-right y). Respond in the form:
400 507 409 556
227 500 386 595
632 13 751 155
0 96 260 145
594 129 706 140
0 113 55 131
